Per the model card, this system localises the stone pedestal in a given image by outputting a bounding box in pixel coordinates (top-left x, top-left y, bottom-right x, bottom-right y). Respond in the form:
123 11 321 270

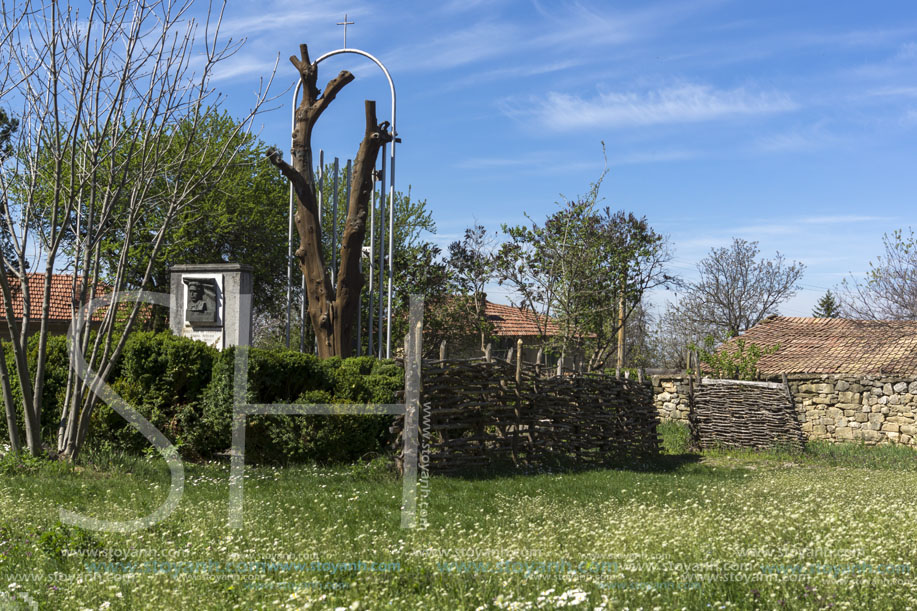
170 263 252 350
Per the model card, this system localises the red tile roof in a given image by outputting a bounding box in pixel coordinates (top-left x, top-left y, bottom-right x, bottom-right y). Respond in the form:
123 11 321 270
485 301 561 337
5 274 80 320
2 274 117 323
726 316 917 375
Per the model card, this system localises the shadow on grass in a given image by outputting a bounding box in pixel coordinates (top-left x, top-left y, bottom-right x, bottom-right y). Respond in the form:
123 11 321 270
433 451 703 481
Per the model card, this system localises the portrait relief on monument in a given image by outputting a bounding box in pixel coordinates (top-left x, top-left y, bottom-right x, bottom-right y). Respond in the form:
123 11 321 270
183 277 221 326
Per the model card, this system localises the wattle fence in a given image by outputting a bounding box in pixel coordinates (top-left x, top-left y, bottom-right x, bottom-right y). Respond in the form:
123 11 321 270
690 378 806 450
393 353 660 475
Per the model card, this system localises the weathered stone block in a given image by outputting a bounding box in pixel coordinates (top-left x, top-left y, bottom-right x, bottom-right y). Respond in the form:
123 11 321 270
836 380 850 392
881 406 890 415
909 381 917 395
855 429 881 442
882 422 900 433
854 413 868 423
814 396 832 405
836 427 854 440
883 383 894 395
816 383 835 394
878 396 889 405
837 391 858 403
894 382 909 393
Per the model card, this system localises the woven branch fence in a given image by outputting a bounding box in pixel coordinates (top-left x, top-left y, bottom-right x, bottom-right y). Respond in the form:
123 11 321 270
394 349 660 475
690 377 805 450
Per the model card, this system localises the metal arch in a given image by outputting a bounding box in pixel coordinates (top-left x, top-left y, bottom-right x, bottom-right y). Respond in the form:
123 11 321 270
286 47 397 358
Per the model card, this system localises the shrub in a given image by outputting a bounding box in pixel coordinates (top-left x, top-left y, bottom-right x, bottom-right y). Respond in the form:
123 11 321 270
0 334 69 446
90 332 217 457
689 335 779 380
201 348 402 463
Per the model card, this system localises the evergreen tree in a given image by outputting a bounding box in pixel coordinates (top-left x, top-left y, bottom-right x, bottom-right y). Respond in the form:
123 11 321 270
812 290 841 318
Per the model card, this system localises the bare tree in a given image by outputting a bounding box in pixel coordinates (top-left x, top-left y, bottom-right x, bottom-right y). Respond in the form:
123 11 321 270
267 44 390 358
0 0 273 459
653 299 714 369
840 228 917 320
678 238 804 339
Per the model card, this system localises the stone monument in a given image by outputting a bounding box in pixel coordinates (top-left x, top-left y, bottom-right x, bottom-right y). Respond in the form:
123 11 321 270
170 263 253 350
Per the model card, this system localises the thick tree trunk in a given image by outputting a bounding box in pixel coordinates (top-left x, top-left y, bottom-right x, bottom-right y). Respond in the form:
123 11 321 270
268 44 388 358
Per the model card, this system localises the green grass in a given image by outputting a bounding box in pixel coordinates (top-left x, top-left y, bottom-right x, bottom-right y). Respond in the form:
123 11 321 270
2 430 917 610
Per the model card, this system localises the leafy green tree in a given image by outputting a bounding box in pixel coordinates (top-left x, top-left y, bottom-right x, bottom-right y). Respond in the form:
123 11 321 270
494 164 673 371
812 290 840 318
92 110 288 326
0 109 19 271
447 223 496 352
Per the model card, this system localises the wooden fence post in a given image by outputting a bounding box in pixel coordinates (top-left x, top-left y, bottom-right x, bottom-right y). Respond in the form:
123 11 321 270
515 338 523 384
485 342 492 363
439 340 446 368
694 349 701 384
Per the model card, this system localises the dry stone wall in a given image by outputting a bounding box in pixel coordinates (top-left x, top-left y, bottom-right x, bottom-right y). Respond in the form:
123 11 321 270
652 373 917 448
652 375 692 424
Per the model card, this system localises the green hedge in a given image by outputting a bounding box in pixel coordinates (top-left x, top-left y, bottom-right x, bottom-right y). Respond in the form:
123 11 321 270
94 331 218 456
1 335 69 445
200 349 402 463
2 332 402 463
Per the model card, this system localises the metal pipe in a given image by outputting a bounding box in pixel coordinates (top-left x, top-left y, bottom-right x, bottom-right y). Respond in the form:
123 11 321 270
285 82 300 348
367 173 375 357
315 150 324 355
331 157 339 287
376 143 387 358
386 146 395 359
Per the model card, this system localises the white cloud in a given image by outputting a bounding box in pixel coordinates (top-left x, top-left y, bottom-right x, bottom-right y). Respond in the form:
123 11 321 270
799 215 894 224
503 83 796 130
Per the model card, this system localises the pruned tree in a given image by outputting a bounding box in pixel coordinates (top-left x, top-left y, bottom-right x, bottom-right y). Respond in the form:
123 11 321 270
840 228 917 320
267 44 390 358
812 290 840 318
0 0 273 459
678 238 804 339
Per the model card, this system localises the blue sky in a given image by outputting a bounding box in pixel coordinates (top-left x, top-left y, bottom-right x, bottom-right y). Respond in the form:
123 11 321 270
211 0 917 317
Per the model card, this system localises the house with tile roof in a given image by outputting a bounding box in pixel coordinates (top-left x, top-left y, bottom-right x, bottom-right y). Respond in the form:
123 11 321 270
453 300 581 366
0 274 112 339
724 315 917 376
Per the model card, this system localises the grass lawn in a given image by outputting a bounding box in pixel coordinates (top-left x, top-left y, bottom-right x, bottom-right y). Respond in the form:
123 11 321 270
2 427 917 610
